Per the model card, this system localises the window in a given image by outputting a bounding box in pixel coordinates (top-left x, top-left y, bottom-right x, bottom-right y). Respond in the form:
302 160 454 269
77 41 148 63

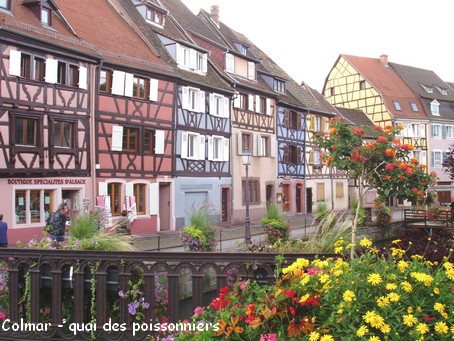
54 121 74 148
14 116 38 146
209 93 229 117
133 76 148 99
435 86 448 95
108 183 122 216
187 134 198 159
41 7 51 26
313 150 321 165
69 64 79 87
431 100 440 116
99 69 112 93
445 125 454 139
288 111 299 130
145 7 164 26
315 116 322 132
182 86 205 112
330 87 335 96
432 151 443 167
242 133 251 153
404 123 421 138
412 150 424 164
20 53 31 78
14 189 54 225
410 102 419 112
30 190 41 223
393 100 402 111
234 43 248 55
285 145 301 165
15 190 26 224
176 44 207 73
122 127 138 152
134 184 146 214
259 97 266 114
33 57 45 81
431 124 442 138
421 84 433 93
242 179 260 205
359 80 366 90
239 93 248 109
57 61 66 85
336 182 344 198
317 183 325 201
208 135 229 161
181 132 205 160
274 79 285 93
0 0 11 10
144 129 155 154
258 136 268 157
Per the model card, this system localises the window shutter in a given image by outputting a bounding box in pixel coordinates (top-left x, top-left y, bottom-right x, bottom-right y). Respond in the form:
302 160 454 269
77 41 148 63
124 72 134 97
226 53 234 73
182 87 189 110
111 126 123 151
252 134 258 156
154 130 165 154
321 117 326 132
420 124 426 138
149 183 159 215
310 115 315 131
255 95 261 113
284 110 289 128
181 132 188 159
223 138 230 161
247 61 255 80
256 134 263 156
431 152 435 166
176 43 184 66
190 49 197 70
98 182 108 196
199 91 205 113
78 66 88 89
270 137 276 158
209 93 215 116
266 98 271 115
112 70 125 96
442 125 447 139
45 58 58 84
431 125 435 137
309 149 314 164
297 112 302 130
223 97 230 118
9 50 21 76
283 145 289 163
125 183 134 197
207 136 214 160
233 92 240 108
149 78 159 101
421 151 427 165
198 135 206 160
202 54 208 73
248 95 254 111
237 131 243 155
297 146 302 164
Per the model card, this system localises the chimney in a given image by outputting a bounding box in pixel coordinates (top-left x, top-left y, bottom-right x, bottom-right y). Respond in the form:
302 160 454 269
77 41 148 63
380 54 389 67
210 5 220 26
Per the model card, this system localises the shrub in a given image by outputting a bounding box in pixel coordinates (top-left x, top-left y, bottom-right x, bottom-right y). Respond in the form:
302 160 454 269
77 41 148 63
261 218 290 245
314 202 328 224
182 203 217 251
427 206 444 222
180 225 216 252
175 238 454 340
375 202 391 228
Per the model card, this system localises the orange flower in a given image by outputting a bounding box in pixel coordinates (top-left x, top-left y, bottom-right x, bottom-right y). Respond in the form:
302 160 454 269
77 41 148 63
405 168 414 176
377 136 387 143
397 123 404 130
385 148 396 158
329 127 337 135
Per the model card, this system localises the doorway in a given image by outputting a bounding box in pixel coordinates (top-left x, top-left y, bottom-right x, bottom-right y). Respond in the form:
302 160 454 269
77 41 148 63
221 188 230 222
306 188 313 214
296 184 303 213
266 184 273 204
159 183 170 231
282 184 290 212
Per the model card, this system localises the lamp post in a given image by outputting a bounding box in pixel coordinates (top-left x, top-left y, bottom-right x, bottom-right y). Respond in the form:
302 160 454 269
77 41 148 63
242 150 253 244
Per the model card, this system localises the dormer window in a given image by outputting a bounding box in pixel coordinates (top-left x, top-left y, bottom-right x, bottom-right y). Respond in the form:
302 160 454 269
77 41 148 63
393 100 402 111
421 84 433 93
435 86 448 96
431 99 440 116
175 44 207 74
274 79 285 93
41 7 51 26
145 6 165 27
410 102 419 112
234 43 248 55
0 0 11 11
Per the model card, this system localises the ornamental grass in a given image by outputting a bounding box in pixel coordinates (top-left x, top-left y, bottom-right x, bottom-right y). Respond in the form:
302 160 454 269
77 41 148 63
176 237 454 340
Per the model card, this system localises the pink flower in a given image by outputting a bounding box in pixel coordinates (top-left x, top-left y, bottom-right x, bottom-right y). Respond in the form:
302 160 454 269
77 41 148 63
193 306 205 317
240 280 248 290
0 312 6 320
260 334 278 341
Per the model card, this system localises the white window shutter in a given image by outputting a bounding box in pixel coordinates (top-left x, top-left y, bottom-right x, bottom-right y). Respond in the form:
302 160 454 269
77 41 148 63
78 66 88 89
199 91 206 113
223 138 230 161
198 135 206 160
154 130 165 154
420 124 426 138
255 95 261 113
98 182 108 196
202 53 208 73
112 70 125 96
125 183 134 197
223 97 230 118
266 98 271 115
247 61 255 80
111 125 123 151
209 93 215 116
256 134 263 156
190 49 197 70
233 92 240 108
181 132 188 159
225 53 234 73
252 134 258 156
176 43 184 66
149 183 159 215
248 94 254 111
9 50 21 76
182 87 189 110
124 72 134 97
421 151 427 165
270 137 276 158
207 136 214 160
45 58 58 84
237 131 242 155
149 78 159 102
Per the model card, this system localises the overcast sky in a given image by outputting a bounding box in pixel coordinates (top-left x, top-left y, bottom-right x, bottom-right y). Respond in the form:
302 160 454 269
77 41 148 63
181 0 454 93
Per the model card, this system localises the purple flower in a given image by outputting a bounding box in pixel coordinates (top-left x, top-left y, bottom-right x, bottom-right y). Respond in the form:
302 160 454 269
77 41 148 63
133 301 139 309
128 304 136 316
118 290 124 298
143 302 150 309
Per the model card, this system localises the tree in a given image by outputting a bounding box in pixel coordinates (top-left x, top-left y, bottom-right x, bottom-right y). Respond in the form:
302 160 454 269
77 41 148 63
313 117 437 257
442 144 454 179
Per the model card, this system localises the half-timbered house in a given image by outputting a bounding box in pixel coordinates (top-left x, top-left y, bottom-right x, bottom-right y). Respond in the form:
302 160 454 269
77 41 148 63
0 0 99 242
113 0 234 229
55 0 178 233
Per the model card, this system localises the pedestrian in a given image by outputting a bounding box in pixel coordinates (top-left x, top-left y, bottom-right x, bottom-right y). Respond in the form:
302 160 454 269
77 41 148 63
115 210 131 235
48 204 69 243
0 214 8 248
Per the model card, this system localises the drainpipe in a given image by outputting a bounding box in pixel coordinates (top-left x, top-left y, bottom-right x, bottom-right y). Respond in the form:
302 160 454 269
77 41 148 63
91 62 101 209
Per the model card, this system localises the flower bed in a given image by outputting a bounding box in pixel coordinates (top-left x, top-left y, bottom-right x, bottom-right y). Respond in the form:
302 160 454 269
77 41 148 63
176 237 454 340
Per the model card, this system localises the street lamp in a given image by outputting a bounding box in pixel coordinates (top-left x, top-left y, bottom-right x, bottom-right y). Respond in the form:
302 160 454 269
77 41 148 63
242 150 253 244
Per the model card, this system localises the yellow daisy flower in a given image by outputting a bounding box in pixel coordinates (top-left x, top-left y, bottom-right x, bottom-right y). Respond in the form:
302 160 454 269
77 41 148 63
434 321 448 334
356 325 369 337
402 314 417 327
367 273 382 286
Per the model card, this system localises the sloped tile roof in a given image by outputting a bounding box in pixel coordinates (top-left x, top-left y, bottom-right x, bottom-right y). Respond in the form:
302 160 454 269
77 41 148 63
342 54 427 120
335 107 376 138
